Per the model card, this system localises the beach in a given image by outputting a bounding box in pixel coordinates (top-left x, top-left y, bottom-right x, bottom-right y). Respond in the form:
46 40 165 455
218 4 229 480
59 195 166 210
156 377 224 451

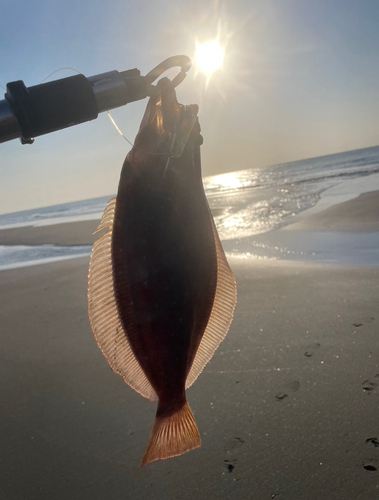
0 220 99 246
0 192 378 499
285 191 379 233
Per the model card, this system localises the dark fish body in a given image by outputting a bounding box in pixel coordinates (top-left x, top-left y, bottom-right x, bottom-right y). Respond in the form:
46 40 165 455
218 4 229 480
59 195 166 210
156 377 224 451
113 145 217 410
88 82 237 466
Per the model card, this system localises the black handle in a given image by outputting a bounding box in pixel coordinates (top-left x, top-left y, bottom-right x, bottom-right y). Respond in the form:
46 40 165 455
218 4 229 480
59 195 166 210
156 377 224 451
5 75 98 143
0 56 191 145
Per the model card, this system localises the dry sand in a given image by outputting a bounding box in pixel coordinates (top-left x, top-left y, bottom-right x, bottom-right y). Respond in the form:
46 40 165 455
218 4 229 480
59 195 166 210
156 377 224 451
0 255 378 499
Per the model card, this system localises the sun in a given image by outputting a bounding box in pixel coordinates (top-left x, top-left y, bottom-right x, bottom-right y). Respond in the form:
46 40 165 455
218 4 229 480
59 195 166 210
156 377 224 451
195 40 224 77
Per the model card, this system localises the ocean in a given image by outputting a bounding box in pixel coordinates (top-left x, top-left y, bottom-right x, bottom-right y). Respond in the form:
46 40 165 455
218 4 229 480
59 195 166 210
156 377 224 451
1 145 379 270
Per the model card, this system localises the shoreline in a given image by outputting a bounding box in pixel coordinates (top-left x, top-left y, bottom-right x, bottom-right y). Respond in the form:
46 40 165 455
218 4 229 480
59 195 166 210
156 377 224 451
0 190 378 271
0 219 100 246
283 191 379 233
0 208 227 247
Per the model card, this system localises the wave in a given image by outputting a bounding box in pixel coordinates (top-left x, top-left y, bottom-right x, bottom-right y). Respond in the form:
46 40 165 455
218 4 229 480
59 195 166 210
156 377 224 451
1 145 379 237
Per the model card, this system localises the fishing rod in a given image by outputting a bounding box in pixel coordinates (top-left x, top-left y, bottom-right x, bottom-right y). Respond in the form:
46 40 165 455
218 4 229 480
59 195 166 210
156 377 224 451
0 55 191 145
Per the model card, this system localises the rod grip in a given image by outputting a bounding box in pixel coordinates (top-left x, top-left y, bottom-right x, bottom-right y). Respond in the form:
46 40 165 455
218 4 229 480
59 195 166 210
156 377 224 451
5 75 98 142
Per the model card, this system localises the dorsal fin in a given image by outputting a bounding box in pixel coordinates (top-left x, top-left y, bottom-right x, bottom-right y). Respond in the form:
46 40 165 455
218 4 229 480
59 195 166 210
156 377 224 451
186 215 237 389
88 197 158 401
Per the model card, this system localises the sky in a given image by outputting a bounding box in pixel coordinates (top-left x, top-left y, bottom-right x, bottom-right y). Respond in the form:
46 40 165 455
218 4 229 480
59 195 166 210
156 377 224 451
1 0 379 214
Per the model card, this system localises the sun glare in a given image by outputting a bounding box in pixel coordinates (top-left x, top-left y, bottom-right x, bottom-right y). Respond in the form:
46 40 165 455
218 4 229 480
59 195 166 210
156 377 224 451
195 40 224 77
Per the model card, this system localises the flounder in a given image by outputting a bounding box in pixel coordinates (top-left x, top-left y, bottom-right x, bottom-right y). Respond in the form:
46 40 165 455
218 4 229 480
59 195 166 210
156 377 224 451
88 80 237 466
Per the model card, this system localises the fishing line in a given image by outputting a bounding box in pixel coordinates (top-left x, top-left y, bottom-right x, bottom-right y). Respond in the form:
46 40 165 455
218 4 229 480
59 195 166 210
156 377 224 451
40 67 82 84
107 112 135 147
1 68 82 91
2 66 174 158
106 111 174 157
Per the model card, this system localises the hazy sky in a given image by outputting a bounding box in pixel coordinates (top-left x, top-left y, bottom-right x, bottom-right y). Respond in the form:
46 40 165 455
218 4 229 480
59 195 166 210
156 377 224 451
1 0 379 214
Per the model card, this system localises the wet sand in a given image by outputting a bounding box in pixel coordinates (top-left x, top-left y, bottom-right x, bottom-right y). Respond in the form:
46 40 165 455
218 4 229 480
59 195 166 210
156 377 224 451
285 191 379 232
1 191 379 498
0 219 100 246
0 255 378 499
0 210 224 246
1 191 377 248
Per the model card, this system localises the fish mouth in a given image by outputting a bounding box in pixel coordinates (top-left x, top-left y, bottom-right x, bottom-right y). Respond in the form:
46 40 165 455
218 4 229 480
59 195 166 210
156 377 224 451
136 77 201 160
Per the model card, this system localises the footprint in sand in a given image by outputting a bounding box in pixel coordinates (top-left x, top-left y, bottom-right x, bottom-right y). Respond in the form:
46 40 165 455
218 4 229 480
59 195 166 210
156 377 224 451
275 381 301 401
353 316 376 327
275 393 288 401
224 459 237 473
288 380 300 392
304 343 320 357
365 437 379 448
363 459 378 472
362 375 379 393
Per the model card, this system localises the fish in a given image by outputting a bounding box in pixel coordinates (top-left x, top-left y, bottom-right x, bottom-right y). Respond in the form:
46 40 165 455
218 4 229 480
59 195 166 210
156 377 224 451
87 78 237 467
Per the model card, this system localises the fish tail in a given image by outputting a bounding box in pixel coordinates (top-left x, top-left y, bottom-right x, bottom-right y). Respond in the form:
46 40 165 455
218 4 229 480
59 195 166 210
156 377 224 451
141 399 201 467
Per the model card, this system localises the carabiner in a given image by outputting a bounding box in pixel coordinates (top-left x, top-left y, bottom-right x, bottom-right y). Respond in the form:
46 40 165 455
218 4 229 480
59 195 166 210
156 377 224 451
145 56 192 95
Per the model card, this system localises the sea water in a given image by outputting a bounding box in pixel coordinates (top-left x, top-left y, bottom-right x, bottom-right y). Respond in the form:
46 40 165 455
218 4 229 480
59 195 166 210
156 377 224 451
1 145 379 270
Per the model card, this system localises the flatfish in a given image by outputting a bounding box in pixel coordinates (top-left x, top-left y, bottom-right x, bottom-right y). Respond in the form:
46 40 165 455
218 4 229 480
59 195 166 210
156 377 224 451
88 80 237 466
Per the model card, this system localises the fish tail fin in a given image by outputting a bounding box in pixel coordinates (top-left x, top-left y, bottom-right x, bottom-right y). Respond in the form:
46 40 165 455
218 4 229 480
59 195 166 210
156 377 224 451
141 399 201 467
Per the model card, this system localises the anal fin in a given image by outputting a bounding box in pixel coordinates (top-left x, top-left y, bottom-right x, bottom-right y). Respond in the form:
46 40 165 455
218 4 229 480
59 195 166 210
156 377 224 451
186 213 237 388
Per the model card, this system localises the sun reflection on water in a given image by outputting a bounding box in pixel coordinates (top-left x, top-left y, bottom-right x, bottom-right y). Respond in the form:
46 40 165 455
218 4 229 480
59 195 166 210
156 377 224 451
205 170 256 193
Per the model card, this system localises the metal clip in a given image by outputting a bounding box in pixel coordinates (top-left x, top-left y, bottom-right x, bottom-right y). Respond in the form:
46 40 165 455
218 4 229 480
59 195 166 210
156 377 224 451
145 56 192 96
